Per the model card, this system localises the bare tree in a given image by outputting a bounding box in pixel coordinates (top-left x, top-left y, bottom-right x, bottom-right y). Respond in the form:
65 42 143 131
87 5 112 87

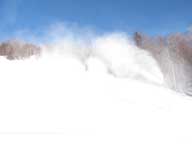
133 32 192 96
0 39 41 60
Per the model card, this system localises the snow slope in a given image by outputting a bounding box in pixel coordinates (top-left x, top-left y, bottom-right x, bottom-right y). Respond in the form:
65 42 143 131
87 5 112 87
0 32 192 144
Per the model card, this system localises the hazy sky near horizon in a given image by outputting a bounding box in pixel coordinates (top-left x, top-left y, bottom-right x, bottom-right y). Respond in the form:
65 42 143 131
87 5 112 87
0 0 192 38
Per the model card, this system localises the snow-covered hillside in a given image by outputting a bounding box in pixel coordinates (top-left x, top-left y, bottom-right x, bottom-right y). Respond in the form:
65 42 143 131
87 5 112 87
0 32 192 144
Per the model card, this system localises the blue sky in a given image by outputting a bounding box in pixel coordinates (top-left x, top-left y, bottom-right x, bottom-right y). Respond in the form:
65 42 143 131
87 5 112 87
0 0 192 38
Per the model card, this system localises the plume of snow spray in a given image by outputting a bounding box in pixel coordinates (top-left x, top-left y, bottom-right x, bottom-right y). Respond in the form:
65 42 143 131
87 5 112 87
39 24 164 85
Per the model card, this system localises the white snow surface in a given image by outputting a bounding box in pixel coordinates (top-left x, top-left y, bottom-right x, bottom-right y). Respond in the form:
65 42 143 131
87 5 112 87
0 33 192 144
